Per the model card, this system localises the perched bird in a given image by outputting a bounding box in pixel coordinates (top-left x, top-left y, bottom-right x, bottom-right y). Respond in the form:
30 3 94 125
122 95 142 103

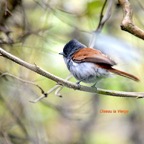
60 39 139 87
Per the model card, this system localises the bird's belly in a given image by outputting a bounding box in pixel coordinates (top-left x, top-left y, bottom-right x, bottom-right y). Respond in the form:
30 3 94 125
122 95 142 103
69 61 109 83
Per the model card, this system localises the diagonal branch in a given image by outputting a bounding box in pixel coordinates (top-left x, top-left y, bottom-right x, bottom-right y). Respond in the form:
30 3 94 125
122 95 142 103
89 0 113 48
96 0 113 32
118 0 144 40
0 47 143 98
0 72 48 98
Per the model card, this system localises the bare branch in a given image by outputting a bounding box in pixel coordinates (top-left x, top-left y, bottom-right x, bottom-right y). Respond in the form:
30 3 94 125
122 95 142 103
0 47 143 98
55 86 63 97
30 75 71 102
96 0 107 32
89 0 113 47
96 0 113 32
118 0 144 40
30 85 61 103
55 74 73 97
0 72 47 97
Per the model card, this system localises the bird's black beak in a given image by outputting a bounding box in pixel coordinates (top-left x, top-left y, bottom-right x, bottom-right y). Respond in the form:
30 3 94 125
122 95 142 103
59 52 64 56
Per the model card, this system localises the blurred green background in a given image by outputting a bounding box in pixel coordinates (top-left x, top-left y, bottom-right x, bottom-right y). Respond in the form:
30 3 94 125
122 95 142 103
0 0 144 144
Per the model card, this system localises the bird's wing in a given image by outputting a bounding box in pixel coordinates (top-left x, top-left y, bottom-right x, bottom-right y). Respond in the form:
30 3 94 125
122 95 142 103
72 48 116 66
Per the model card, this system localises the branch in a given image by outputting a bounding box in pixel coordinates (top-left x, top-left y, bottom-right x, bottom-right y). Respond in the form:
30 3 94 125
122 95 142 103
118 0 144 40
96 0 113 32
0 47 144 98
0 72 48 97
89 0 113 47
30 85 61 103
30 75 73 103
0 72 73 103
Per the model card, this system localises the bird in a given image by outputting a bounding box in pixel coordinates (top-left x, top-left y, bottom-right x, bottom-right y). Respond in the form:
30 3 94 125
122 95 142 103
59 39 139 87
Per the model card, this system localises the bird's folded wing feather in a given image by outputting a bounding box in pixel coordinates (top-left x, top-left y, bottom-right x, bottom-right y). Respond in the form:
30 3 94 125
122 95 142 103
72 48 116 66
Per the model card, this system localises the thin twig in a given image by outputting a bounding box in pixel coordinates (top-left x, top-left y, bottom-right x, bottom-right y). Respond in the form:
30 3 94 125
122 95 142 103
30 75 73 103
118 0 144 40
30 85 61 103
0 47 143 98
96 0 113 32
55 74 73 97
96 0 108 32
89 0 113 47
55 86 63 97
0 72 47 96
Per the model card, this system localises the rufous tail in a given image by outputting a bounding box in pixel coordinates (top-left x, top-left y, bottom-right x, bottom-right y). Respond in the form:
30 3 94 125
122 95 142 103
109 68 139 82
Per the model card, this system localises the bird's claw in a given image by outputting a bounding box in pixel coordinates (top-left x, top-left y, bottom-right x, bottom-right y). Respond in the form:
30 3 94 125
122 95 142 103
76 81 81 89
91 83 97 89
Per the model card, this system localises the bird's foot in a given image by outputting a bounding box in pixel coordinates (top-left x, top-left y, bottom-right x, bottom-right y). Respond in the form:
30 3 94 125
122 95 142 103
76 81 81 89
91 83 97 89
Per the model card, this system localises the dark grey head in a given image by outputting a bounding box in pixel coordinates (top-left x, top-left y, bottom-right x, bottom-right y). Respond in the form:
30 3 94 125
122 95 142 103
60 39 86 58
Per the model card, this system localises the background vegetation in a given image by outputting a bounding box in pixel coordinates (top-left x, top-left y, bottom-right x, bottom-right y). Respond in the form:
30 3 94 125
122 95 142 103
0 0 144 144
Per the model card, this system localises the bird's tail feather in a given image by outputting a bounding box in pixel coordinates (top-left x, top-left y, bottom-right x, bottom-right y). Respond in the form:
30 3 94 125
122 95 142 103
109 68 139 82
